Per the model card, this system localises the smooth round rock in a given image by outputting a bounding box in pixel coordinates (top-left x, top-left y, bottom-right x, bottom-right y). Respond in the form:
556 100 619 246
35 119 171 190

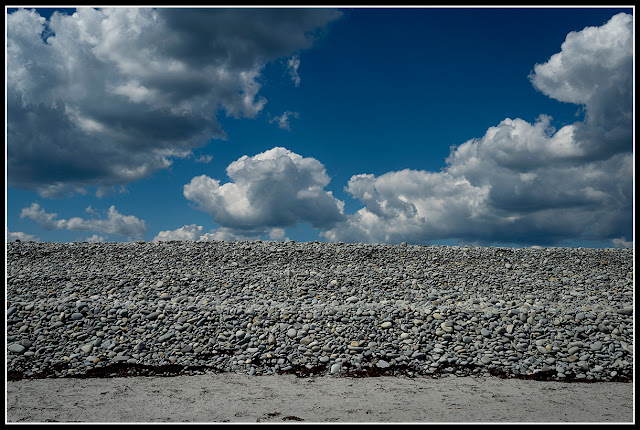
377 360 390 368
8 344 25 354
590 341 603 351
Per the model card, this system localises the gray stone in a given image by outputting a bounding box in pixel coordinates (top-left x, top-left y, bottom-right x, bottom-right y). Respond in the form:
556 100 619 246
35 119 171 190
8 344 25 354
157 331 174 342
300 337 311 345
112 355 130 362
590 341 603 351
536 345 550 354
146 311 161 320
377 360 390 368
135 341 146 351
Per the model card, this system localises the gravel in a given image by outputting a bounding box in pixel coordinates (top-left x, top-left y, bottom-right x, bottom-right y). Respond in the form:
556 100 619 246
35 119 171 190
6 240 634 382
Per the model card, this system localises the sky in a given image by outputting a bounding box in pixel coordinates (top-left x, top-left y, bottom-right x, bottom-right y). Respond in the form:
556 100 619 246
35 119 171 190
5 6 635 248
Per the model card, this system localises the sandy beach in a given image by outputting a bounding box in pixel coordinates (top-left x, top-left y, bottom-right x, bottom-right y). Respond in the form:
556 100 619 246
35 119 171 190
6 373 634 424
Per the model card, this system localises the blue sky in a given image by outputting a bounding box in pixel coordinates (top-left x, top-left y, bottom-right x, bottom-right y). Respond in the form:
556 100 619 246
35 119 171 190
5 6 634 247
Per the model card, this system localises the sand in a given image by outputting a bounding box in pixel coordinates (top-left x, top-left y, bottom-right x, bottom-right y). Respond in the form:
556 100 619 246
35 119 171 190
5 373 634 423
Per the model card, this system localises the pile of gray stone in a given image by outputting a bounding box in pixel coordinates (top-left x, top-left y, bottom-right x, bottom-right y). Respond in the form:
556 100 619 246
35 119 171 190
6 240 633 381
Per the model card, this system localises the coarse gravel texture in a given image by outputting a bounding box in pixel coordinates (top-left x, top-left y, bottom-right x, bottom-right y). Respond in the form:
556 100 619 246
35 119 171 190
6 240 634 383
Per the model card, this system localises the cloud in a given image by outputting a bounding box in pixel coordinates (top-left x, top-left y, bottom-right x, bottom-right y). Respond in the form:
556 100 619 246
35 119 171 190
268 111 300 131
529 13 632 106
152 224 291 242
323 169 493 244
268 227 288 241
611 238 633 249
95 185 129 198
529 12 633 160
35 183 88 199
85 205 98 215
7 230 40 242
195 154 213 164
287 56 301 86
183 147 345 237
198 227 283 242
85 234 105 243
323 13 633 247
7 7 342 195
152 224 203 242
20 202 147 239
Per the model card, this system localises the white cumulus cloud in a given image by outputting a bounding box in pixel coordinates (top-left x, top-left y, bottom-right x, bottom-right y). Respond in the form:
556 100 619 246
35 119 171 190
323 170 492 244
184 147 345 238
85 234 105 243
7 230 40 242
323 13 633 247
153 224 203 242
152 224 291 242
20 202 147 240
529 12 633 159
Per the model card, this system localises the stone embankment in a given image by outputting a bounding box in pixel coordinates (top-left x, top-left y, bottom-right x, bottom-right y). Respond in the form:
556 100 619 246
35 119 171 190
6 240 634 382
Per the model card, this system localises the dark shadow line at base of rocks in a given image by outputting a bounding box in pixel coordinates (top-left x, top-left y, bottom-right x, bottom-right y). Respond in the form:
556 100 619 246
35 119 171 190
8 361 633 384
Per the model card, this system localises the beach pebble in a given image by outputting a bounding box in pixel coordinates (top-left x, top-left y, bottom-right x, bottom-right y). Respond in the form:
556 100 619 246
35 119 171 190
377 360 390 368
590 341 603 351
8 344 25 354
